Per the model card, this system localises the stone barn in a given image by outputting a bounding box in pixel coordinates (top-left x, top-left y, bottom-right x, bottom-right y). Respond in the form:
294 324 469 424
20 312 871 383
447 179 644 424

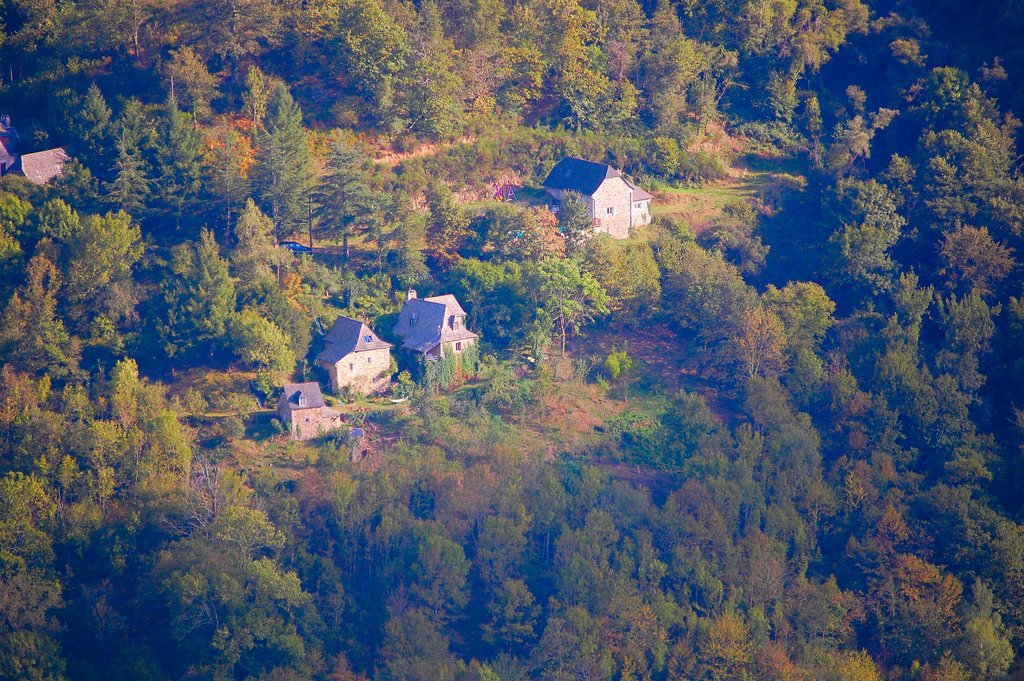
277 382 342 440
317 316 392 395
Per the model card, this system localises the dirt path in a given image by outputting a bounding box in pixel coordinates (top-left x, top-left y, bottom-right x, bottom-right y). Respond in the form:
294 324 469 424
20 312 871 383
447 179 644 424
373 136 476 166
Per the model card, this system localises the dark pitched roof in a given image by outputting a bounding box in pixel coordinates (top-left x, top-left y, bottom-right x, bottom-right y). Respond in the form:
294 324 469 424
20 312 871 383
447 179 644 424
542 157 621 196
279 382 326 410
13 148 70 185
317 315 391 364
393 295 477 353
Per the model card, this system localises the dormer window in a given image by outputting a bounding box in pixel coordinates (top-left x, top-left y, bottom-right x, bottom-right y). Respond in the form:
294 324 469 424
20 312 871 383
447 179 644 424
297 392 307 407
410 313 418 326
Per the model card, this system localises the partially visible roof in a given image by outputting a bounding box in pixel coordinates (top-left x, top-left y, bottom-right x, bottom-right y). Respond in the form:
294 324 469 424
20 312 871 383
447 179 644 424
14 148 69 185
393 295 477 353
280 382 326 410
0 116 18 148
317 315 391 365
0 140 15 171
624 177 654 201
422 294 466 317
542 157 620 196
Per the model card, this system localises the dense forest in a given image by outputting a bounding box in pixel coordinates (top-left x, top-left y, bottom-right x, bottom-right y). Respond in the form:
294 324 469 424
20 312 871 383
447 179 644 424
2 0 1024 679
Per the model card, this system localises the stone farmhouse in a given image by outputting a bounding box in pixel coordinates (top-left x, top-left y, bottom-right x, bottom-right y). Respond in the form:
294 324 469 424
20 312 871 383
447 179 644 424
316 315 392 395
542 157 653 239
393 291 477 360
277 382 342 440
0 115 70 184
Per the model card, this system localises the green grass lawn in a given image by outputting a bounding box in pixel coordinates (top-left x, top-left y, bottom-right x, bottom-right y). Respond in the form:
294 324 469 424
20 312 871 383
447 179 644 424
651 155 808 233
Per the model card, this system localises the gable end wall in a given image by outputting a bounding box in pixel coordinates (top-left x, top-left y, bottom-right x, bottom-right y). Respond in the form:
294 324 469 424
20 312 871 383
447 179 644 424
591 177 634 239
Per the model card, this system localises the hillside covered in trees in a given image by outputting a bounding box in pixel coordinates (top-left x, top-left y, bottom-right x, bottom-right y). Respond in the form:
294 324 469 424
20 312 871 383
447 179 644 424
3 0 1024 679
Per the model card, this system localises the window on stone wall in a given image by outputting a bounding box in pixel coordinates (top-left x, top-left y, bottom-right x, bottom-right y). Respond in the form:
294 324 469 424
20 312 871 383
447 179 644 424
349 363 354 371
456 342 462 351
606 206 614 216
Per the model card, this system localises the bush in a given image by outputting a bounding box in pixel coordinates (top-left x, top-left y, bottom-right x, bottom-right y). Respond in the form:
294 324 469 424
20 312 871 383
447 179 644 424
269 417 286 435
392 370 415 399
220 415 246 440
603 346 633 380
678 151 727 183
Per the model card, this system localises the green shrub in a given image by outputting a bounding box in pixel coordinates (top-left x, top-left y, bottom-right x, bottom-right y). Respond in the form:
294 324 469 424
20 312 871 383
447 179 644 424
603 346 633 380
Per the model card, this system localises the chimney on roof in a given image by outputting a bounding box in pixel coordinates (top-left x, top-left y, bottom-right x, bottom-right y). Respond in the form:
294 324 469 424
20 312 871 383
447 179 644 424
406 289 417 301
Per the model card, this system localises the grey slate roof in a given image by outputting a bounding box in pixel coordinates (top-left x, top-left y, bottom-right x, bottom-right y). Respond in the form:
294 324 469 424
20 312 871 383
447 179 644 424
542 157 620 196
14 148 70 185
279 382 326 410
624 177 654 201
317 315 391 364
393 295 478 353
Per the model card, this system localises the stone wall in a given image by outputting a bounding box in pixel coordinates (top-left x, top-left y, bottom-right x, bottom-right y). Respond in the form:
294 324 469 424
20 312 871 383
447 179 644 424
441 337 475 358
323 347 392 395
280 405 343 440
590 177 635 239
632 199 652 227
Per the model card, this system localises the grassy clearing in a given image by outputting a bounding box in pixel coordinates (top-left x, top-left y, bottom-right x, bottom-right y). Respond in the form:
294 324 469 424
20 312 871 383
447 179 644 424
459 185 552 213
651 154 807 235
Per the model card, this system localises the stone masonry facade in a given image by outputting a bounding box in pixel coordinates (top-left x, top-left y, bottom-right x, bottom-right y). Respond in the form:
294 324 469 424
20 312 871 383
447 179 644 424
324 347 392 395
589 176 636 239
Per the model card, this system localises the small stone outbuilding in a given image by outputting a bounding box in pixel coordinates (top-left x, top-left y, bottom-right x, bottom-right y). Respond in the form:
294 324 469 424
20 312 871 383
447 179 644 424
542 157 653 239
0 114 70 185
393 291 477 360
12 148 71 185
316 315 392 395
277 382 342 440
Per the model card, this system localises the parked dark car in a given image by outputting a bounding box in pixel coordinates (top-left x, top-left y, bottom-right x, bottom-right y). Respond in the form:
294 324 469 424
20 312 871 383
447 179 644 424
278 240 312 254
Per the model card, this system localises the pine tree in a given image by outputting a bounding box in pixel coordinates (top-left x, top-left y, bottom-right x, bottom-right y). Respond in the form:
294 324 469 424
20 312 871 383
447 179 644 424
251 84 315 241
73 83 113 172
157 229 236 359
208 125 250 239
312 135 373 259
107 132 150 218
425 182 470 268
155 93 203 230
0 256 80 378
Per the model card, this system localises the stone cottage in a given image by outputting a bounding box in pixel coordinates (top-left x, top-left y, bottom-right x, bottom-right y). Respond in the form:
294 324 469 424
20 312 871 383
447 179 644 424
542 157 653 239
316 315 392 395
393 291 477 360
277 382 342 440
